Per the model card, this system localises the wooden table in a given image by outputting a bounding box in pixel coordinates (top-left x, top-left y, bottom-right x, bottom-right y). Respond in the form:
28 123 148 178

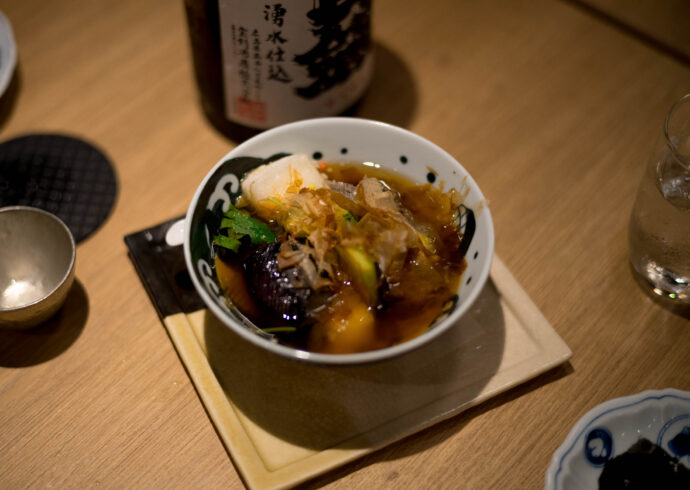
1 0 689 488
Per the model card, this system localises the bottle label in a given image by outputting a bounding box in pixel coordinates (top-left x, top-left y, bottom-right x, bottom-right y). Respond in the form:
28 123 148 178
217 0 373 129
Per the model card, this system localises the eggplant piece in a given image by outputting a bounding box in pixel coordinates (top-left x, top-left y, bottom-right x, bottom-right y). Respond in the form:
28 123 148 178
243 242 312 324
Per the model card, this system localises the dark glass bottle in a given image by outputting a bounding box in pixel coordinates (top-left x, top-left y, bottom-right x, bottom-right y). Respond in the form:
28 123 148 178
184 0 373 139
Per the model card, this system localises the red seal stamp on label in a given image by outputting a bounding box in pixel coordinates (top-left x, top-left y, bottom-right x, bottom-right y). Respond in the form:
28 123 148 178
234 97 267 123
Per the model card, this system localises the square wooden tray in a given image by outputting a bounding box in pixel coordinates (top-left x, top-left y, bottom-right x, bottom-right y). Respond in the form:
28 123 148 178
126 218 572 489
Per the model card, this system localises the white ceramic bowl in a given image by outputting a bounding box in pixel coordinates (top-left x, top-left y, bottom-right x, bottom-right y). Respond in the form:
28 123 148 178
184 117 494 364
545 388 690 489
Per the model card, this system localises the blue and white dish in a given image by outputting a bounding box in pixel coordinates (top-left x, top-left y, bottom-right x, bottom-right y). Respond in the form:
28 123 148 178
545 388 690 489
184 117 494 365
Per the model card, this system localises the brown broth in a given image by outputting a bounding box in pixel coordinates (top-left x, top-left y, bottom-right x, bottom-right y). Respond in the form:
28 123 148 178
216 161 467 354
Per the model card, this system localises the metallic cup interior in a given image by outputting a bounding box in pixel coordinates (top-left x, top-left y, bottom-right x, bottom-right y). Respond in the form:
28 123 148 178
0 206 76 329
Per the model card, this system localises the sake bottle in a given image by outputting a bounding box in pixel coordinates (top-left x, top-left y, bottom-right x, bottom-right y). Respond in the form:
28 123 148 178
184 0 374 138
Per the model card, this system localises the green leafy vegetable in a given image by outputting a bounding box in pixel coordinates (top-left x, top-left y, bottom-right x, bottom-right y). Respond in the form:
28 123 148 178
214 234 242 252
214 205 276 253
343 211 359 223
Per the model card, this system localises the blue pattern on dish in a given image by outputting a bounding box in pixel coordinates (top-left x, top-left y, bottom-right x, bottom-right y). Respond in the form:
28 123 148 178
584 427 614 466
550 390 690 489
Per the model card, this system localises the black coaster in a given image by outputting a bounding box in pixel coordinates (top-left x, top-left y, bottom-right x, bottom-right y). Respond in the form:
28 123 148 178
0 133 118 242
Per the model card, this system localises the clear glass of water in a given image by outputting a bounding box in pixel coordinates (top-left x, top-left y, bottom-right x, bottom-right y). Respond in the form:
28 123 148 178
629 94 690 305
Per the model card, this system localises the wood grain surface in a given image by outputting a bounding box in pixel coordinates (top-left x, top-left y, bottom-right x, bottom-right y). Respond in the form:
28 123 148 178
0 0 689 489
576 0 690 62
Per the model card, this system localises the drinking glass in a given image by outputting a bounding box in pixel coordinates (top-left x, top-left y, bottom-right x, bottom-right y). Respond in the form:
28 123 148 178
629 94 690 304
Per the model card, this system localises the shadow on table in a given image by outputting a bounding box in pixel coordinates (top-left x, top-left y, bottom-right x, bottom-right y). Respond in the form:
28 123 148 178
204 278 505 452
354 41 418 129
298 362 574 489
0 279 89 367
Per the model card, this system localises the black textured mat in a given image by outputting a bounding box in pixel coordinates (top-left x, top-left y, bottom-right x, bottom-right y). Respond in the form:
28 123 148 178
124 216 205 319
0 133 117 242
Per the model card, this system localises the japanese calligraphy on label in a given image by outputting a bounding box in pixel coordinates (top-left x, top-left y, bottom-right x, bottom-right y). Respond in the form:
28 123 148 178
218 0 373 129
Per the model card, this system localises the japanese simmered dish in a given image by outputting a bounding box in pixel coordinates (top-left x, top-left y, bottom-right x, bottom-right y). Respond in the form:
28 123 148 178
212 154 471 354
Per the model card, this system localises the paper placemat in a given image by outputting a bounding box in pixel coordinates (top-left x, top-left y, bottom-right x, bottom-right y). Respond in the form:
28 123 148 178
125 217 572 489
